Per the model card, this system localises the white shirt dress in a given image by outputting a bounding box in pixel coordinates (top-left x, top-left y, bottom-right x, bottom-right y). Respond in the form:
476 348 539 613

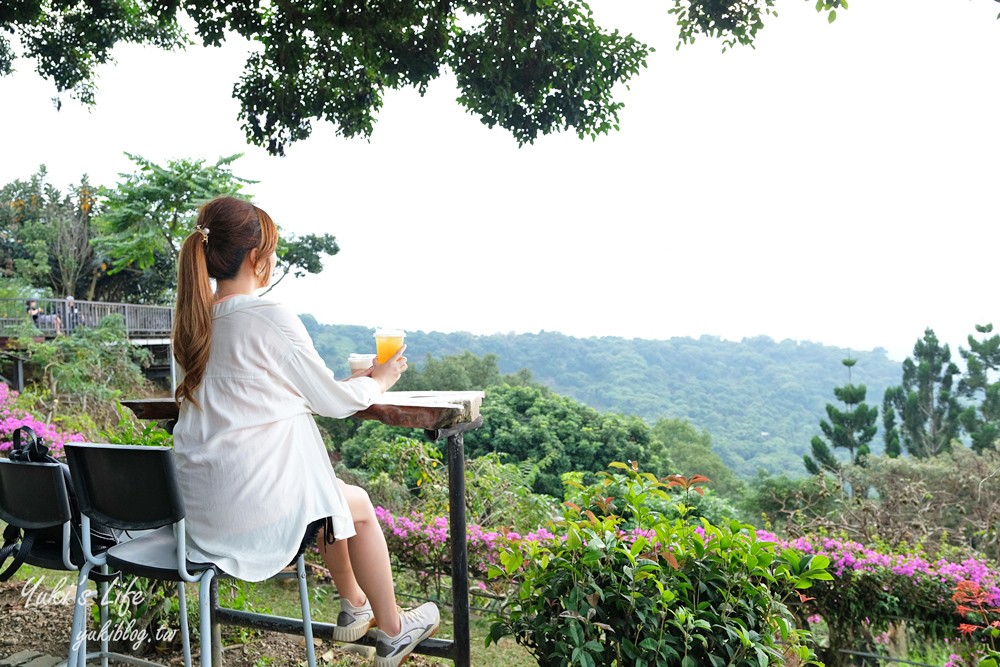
172 295 381 581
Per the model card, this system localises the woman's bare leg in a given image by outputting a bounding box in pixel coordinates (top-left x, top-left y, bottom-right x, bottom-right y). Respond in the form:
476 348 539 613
329 483 402 636
317 535 366 607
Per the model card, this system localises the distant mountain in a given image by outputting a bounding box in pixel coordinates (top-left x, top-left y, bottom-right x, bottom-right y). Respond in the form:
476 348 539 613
300 315 902 478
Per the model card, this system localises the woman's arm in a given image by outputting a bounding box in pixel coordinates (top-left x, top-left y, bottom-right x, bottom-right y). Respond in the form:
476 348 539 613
274 315 403 418
282 344 383 418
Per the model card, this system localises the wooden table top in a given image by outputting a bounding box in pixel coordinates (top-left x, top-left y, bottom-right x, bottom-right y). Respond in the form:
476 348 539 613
121 390 485 432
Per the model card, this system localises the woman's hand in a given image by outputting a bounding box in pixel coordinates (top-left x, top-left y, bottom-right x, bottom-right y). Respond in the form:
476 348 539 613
370 344 407 392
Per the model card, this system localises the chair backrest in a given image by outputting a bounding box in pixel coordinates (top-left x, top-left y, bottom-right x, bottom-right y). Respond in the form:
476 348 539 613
0 459 72 530
64 443 184 531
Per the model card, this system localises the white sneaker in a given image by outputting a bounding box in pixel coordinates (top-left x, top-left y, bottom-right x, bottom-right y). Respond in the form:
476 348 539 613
373 602 440 667
333 597 375 642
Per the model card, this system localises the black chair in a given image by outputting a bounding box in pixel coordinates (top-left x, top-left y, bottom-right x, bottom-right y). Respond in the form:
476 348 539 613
0 459 76 572
0 459 112 666
64 443 319 667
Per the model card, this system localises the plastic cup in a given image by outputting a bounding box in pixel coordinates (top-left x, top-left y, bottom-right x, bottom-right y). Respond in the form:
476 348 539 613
348 353 376 373
374 329 406 364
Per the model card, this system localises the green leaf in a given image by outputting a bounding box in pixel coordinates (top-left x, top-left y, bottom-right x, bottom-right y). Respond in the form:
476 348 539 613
567 525 583 549
808 554 830 570
828 9 837 23
500 550 522 575
568 621 583 645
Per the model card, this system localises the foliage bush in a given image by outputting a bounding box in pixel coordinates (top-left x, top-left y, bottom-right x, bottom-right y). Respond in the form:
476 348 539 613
843 449 1000 559
98 402 174 448
562 469 741 528
339 421 410 469
758 530 1000 667
421 453 560 532
748 449 1000 563
465 383 668 497
740 471 840 533
0 382 84 457
342 426 559 532
341 383 671 501
375 505 554 599
16 314 151 428
486 463 827 667
946 579 1000 666
370 459 1000 665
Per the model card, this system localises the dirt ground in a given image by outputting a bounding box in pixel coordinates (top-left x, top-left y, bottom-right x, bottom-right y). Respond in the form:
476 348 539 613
0 578 440 666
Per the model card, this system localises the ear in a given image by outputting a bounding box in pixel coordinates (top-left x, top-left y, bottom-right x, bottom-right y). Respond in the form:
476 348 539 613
247 248 259 267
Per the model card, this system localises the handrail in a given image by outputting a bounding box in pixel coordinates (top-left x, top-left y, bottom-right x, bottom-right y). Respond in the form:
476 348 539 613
0 297 172 338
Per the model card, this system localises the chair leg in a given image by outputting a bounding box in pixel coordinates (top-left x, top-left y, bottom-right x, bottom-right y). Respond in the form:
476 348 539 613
69 563 94 666
296 556 317 667
98 566 109 667
199 570 216 667
177 581 192 667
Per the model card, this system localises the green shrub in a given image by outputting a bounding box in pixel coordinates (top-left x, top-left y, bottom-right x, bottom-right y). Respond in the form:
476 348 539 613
421 453 560 533
488 463 827 667
342 425 559 532
562 469 741 528
18 314 151 429
339 421 411 468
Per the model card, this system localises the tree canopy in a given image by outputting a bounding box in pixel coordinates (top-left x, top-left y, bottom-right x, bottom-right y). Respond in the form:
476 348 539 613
1 160 341 303
2 0 842 155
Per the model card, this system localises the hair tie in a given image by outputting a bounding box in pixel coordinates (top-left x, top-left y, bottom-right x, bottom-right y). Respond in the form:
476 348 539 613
195 225 210 245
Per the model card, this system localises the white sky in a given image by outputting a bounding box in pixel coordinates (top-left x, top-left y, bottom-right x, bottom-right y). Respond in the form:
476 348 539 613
1 0 997 362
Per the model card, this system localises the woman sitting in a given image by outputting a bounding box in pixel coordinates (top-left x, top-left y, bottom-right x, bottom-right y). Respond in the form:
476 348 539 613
171 196 439 667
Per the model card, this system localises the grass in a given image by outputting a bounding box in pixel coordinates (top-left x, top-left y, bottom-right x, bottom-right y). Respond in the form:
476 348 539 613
230 573 537 667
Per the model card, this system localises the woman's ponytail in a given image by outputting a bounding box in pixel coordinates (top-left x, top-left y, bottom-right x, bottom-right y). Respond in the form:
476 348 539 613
173 230 214 407
172 196 276 407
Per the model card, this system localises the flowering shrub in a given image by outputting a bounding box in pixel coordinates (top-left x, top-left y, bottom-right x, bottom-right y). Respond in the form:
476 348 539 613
375 505 555 597
944 579 1000 667
486 464 826 667
0 383 83 457
374 462 1000 666
757 530 1000 666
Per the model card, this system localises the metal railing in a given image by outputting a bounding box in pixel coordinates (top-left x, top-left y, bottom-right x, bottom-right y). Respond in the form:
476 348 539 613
0 298 172 339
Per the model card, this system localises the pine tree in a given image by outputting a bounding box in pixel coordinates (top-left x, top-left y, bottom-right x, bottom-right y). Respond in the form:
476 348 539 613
883 328 961 458
881 387 902 458
958 323 1000 453
804 358 879 475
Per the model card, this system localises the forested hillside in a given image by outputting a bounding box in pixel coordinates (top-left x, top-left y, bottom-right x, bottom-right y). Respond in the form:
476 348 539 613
301 316 902 477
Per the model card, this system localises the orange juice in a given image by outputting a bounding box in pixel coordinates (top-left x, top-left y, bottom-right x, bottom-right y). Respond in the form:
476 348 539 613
375 330 405 364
